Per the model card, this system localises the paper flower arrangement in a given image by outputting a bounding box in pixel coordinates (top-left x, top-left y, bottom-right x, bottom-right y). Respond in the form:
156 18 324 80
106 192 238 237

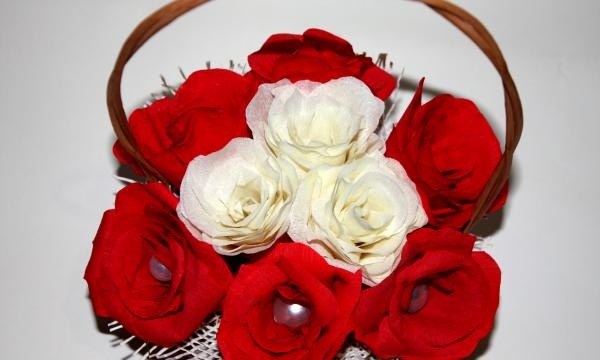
86 0 523 359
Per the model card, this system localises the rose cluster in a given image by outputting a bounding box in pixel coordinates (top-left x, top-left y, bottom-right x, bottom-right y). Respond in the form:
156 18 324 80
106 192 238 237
87 29 506 359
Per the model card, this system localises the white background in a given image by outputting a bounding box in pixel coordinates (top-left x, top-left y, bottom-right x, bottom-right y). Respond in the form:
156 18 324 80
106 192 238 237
1 0 599 358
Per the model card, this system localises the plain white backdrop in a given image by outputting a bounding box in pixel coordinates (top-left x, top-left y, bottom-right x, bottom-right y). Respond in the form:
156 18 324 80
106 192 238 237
1 0 599 358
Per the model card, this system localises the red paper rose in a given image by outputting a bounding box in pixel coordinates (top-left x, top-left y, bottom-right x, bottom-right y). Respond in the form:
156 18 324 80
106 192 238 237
353 228 500 360
84 183 232 347
246 28 396 100
114 69 257 188
217 242 362 360
385 79 506 229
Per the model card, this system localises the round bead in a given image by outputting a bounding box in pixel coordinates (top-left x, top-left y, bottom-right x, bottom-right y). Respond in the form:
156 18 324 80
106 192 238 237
406 284 429 314
273 297 311 328
149 256 172 282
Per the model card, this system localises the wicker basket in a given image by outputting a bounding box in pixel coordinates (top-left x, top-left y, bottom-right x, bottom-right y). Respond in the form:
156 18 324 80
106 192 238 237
104 0 523 358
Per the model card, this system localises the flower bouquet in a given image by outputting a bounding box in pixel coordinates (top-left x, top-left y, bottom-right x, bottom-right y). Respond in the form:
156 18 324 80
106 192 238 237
85 0 523 359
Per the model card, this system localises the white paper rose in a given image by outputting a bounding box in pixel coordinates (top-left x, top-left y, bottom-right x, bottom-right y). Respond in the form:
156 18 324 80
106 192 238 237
246 77 385 176
177 138 298 255
288 154 427 285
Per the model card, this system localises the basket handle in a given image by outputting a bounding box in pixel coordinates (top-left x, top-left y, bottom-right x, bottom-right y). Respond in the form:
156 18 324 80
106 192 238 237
106 0 523 232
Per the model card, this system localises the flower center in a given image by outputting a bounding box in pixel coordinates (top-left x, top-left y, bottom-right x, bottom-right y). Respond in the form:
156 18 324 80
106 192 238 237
406 284 429 314
227 177 262 222
149 256 172 282
272 296 312 328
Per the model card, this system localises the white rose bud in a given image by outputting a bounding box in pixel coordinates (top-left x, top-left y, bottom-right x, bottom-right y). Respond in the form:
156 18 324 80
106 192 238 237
288 154 427 285
177 138 297 255
246 77 385 176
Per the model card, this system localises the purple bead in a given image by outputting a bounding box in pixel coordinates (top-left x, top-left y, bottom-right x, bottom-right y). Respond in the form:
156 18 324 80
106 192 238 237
273 297 311 328
149 256 172 282
406 284 428 314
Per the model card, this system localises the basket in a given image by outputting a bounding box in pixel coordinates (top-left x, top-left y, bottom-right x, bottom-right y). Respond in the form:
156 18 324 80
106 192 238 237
101 0 523 358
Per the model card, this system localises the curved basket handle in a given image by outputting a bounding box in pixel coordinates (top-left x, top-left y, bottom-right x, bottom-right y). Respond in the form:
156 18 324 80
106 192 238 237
107 0 212 186
107 0 523 232
416 0 523 231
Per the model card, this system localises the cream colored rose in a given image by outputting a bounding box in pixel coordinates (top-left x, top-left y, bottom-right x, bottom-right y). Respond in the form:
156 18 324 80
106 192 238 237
288 154 427 285
177 138 297 255
246 77 385 176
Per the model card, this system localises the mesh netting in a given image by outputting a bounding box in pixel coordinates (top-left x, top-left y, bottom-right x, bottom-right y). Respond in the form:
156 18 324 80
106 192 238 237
110 313 380 360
